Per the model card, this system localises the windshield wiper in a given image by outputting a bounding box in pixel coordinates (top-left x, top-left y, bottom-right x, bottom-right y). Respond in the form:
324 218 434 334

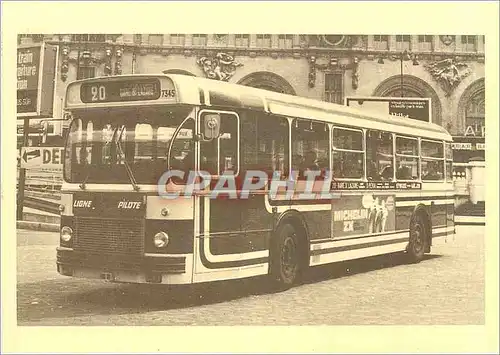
79 165 91 190
80 126 119 190
116 125 140 191
79 144 93 190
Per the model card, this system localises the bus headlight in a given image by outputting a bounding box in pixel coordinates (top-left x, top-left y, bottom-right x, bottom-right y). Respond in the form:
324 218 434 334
154 232 169 248
60 226 73 242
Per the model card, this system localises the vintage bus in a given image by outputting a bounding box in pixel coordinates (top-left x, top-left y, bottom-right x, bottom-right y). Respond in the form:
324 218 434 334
57 74 455 289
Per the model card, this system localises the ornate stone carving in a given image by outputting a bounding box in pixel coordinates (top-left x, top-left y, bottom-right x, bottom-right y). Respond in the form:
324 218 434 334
104 48 113 76
196 52 243 81
353 35 367 48
315 35 355 48
308 56 318 88
351 57 359 90
213 34 228 45
321 35 346 46
425 58 471 96
440 35 454 46
114 47 123 75
60 46 70 81
308 55 359 90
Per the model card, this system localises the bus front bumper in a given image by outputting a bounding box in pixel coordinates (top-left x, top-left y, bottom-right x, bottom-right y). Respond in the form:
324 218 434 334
56 247 190 284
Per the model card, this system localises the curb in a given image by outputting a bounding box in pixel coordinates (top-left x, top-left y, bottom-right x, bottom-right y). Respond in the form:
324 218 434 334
23 211 60 225
455 222 485 226
454 215 485 226
17 220 59 232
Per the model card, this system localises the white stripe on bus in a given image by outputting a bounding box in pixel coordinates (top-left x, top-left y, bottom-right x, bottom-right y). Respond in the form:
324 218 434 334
193 263 268 283
396 199 455 207
202 196 268 263
310 231 408 251
264 194 331 213
310 242 409 266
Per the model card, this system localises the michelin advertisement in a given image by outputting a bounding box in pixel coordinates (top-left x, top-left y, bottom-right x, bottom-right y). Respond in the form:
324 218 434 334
331 194 396 237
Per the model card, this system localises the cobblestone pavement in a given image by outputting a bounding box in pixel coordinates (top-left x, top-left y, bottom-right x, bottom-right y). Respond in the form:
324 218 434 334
16 226 484 325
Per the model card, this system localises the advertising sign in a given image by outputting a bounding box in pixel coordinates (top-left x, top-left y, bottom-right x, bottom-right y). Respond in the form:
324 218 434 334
345 96 432 123
450 142 485 151
20 146 64 169
331 194 395 237
451 136 486 151
17 46 41 113
17 44 58 117
451 142 473 150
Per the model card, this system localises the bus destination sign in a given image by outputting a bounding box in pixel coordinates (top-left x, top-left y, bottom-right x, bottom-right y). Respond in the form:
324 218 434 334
80 79 161 103
331 180 422 190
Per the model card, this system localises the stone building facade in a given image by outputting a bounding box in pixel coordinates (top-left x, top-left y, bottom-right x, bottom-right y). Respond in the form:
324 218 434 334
17 33 485 164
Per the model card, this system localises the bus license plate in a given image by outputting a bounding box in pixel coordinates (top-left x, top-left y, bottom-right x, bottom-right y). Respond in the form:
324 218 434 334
100 272 115 281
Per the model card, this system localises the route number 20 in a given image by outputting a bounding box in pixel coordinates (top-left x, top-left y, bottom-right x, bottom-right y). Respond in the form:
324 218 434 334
90 85 106 101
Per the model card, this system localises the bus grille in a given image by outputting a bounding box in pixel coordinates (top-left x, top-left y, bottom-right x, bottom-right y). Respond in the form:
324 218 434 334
74 217 145 256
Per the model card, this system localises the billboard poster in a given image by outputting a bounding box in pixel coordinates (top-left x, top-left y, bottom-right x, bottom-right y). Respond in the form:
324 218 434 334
345 96 432 123
17 44 57 117
17 46 41 114
331 194 395 238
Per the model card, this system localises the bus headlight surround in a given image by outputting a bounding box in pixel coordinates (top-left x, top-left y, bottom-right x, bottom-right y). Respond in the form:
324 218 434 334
60 226 73 242
154 231 169 248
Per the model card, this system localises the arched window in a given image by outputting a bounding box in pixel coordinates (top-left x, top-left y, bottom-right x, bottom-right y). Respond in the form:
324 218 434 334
237 71 296 96
385 87 423 98
254 84 286 94
464 90 485 137
373 74 442 126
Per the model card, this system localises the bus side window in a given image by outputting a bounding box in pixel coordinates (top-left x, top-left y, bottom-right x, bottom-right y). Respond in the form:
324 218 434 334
366 130 394 181
240 112 289 179
200 112 239 176
421 139 444 181
292 119 329 180
395 136 419 180
332 127 364 179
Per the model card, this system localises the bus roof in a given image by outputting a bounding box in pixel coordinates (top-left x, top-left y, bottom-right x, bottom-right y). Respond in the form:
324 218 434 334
65 74 452 141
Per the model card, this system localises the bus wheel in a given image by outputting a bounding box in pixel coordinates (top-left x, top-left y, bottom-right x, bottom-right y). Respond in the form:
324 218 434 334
407 214 427 263
270 223 301 289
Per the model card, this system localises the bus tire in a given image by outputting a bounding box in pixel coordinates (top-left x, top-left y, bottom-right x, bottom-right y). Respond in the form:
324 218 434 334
269 223 302 290
407 213 428 263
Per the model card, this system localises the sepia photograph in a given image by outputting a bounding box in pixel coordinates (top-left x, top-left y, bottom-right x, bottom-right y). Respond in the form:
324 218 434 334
2 1 499 354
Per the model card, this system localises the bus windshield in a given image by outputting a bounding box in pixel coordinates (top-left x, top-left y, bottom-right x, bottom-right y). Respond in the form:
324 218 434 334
64 106 195 185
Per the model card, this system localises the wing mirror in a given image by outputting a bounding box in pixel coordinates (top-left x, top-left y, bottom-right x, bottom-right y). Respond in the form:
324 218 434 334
202 113 221 140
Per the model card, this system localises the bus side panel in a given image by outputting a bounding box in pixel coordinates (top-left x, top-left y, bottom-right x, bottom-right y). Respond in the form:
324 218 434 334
208 195 271 255
429 189 456 245
446 201 455 230
430 203 448 228
192 194 269 282
395 205 413 231
303 210 331 240
446 190 455 232
309 192 409 266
